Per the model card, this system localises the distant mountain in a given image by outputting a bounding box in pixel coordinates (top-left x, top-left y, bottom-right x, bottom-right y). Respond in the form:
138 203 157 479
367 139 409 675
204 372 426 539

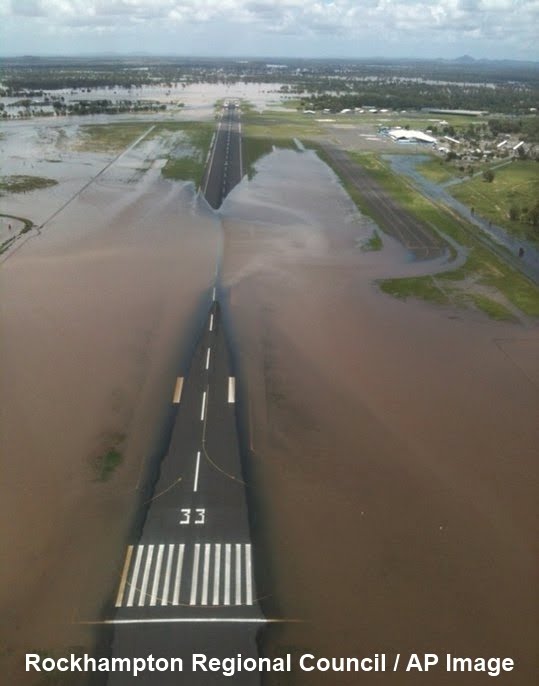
455 55 476 63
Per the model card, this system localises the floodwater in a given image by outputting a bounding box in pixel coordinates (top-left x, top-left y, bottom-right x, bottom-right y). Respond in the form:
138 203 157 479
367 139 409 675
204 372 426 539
0 138 220 683
220 149 538 685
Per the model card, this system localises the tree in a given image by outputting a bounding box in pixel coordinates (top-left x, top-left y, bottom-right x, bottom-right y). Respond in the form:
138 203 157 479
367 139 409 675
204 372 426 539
483 169 495 183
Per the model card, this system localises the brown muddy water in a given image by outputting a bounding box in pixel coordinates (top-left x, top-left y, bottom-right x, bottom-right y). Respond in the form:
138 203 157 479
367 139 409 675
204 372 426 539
220 149 538 685
1 137 537 686
0 162 220 682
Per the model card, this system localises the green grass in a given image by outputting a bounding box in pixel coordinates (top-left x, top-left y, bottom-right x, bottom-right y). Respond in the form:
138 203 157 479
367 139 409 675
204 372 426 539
467 293 516 321
74 122 151 152
449 160 539 244
362 229 383 252
94 447 123 482
0 175 58 195
317 149 539 319
158 121 214 185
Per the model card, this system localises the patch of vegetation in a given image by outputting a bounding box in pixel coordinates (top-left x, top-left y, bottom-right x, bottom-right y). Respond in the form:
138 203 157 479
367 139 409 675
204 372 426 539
0 175 58 195
362 229 383 251
94 447 123 482
74 122 151 152
467 293 516 321
318 149 539 319
450 160 539 244
157 121 213 185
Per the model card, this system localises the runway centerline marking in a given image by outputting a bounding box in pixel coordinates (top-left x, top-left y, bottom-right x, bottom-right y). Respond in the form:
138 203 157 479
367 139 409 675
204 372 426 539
228 377 236 403
200 391 207 421
209 314 214 331
205 348 211 370
193 451 201 493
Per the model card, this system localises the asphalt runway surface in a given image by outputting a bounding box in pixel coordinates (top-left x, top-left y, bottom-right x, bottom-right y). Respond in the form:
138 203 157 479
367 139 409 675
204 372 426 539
321 144 447 260
107 105 263 684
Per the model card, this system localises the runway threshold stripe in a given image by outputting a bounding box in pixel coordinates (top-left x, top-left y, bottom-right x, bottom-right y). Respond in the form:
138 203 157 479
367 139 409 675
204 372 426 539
235 543 242 606
245 544 253 606
172 377 184 404
224 544 231 606
190 544 201 605
161 544 174 606
172 544 185 606
149 544 164 606
126 545 144 607
115 545 133 608
213 544 221 606
201 544 211 605
193 451 201 492
228 377 235 403
138 545 154 607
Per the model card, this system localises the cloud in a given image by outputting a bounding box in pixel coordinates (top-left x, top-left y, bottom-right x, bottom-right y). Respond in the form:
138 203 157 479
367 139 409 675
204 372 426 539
1 0 537 57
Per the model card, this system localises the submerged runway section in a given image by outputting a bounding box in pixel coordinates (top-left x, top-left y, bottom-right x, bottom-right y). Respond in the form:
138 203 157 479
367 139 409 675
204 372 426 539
108 301 263 684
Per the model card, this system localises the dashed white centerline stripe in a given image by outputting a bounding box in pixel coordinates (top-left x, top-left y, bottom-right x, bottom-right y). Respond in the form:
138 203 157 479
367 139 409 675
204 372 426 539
193 451 201 493
212 287 216 301
224 544 231 606
115 545 133 608
245 544 253 605
209 314 214 331
201 544 211 606
161 544 174 606
138 544 154 607
205 348 211 370
200 391 207 421
235 543 242 606
172 544 185 606
190 544 201 605
213 544 221 606
149 544 164 606
126 545 144 607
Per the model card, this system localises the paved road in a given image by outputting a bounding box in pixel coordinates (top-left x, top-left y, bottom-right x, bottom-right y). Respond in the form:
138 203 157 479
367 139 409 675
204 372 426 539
107 104 263 684
322 144 447 261
202 102 243 209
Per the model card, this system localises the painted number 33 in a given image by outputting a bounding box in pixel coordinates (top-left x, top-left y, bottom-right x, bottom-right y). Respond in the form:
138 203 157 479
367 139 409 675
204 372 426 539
180 508 205 525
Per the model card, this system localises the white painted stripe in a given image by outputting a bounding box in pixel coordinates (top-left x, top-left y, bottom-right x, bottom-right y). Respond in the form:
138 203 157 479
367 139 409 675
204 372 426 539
193 451 201 492
138 545 154 607
149 544 164 606
172 377 184 404
209 313 214 331
190 544 201 605
172 544 185 606
213 544 221 606
245 544 253 605
126 545 144 607
205 348 211 370
212 287 216 301
224 544 231 605
201 544 211 605
161 544 174 606
200 391 207 421
235 543 242 606
115 545 133 608
93 618 271 625
228 377 236 403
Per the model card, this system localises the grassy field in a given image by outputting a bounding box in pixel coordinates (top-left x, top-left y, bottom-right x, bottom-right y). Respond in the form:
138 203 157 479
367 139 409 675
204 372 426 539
319 150 539 320
74 122 151 152
361 229 383 252
0 175 58 195
158 121 214 185
449 160 539 244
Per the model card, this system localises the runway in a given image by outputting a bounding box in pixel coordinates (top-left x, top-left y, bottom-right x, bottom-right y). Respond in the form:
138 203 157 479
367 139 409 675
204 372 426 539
107 104 263 684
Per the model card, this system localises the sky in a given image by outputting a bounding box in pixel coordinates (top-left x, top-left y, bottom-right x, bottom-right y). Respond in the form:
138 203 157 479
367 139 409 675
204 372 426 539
0 0 537 61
